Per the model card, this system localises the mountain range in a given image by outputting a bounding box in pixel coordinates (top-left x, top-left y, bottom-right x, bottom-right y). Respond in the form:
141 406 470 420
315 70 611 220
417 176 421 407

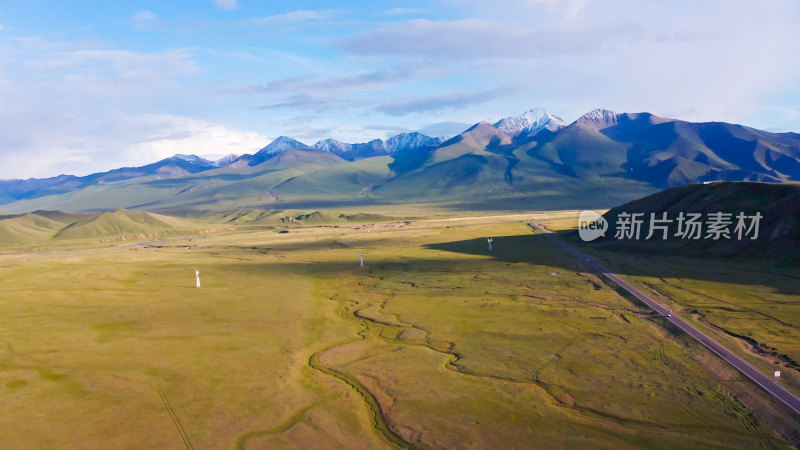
1 108 799 213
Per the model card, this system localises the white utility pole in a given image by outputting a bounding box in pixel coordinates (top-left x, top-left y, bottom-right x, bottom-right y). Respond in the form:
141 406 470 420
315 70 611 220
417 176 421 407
196 269 201 288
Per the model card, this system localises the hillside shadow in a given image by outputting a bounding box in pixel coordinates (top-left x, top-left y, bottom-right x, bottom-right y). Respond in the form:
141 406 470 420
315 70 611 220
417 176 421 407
148 236 398 253
200 229 800 296
422 230 800 296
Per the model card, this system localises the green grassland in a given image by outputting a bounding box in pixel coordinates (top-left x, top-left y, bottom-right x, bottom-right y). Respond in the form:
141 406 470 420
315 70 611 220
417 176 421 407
0 213 796 448
542 213 800 428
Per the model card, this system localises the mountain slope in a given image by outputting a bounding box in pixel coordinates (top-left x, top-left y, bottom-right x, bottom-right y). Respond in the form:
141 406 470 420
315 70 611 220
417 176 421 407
273 156 393 202
389 122 512 175
234 136 311 166
375 123 543 202
578 111 800 188
2 149 346 212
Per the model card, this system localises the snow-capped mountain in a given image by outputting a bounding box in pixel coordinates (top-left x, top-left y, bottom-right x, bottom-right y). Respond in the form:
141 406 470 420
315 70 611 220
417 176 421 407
172 154 215 165
224 132 446 167
313 138 352 154
386 132 446 153
574 109 621 131
5 106 800 213
215 153 239 167
257 136 309 156
494 108 567 137
229 136 311 166
313 132 445 161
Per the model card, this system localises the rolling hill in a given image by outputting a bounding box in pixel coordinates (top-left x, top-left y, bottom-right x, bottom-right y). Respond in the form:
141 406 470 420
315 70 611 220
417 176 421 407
0 208 206 247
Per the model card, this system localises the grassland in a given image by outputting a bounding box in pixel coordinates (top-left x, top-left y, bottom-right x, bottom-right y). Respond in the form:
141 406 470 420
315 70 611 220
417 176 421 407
0 212 796 448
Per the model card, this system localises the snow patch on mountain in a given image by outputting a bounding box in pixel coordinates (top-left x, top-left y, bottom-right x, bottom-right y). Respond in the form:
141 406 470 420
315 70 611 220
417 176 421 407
494 108 567 137
215 154 239 167
171 154 214 165
313 132 444 159
313 138 353 154
386 132 446 153
575 109 621 130
257 136 308 156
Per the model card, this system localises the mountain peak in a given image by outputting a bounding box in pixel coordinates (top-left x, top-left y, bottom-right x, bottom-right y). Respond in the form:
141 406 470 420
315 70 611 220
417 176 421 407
466 121 499 132
575 109 621 130
385 132 445 153
215 153 239 167
257 136 308 156
312 132 444 160
169 154 214 165
313 138 352 154
494 108 567 137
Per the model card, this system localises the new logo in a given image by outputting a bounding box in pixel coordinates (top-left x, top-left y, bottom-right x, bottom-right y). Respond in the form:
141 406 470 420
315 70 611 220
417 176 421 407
578 210 608 241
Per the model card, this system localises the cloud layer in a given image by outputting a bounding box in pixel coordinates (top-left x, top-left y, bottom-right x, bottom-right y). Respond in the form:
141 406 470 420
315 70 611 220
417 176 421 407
335 19 625 60
0 1 798 179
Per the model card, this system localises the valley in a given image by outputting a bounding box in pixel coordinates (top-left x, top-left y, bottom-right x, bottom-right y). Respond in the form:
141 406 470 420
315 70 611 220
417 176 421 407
1 109 799 448
0 211 797 448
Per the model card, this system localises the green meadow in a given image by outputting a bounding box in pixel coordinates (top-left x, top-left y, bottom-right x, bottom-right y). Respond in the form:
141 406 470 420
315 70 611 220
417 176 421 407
0 213 796 448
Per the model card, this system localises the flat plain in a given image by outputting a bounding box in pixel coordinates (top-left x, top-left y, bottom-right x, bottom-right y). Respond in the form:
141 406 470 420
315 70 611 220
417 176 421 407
0 212 797 448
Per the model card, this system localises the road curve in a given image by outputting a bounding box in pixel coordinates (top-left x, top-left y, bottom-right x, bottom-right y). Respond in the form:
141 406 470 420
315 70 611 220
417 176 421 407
529 221 800 416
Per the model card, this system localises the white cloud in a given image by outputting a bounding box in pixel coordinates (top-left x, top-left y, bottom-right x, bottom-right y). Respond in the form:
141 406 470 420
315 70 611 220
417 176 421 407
243 10 334 26
376 88 508 116
214 0 238 10
26 48 196 76
442 0 590 19
0 113 268 179
384 8 427 16
337 0 800 131
0 36 265 179
335 19 627 60
220 67 444 97
130 11 163 30
121 115 267 165
14 38 197 101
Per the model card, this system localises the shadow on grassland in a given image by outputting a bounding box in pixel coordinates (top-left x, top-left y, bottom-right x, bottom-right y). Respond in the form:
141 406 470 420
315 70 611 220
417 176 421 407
224 194 631 212
423 229 800 296
192 226 800 296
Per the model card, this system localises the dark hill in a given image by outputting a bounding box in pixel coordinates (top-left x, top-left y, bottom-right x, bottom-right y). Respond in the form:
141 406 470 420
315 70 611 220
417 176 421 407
586 182 800 261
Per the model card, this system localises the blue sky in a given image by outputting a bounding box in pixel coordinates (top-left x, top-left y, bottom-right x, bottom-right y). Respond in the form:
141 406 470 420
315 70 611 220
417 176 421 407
0 0 799 178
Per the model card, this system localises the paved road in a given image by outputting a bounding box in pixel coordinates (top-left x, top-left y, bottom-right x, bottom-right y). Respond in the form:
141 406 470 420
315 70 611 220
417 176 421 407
530 221 800 416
